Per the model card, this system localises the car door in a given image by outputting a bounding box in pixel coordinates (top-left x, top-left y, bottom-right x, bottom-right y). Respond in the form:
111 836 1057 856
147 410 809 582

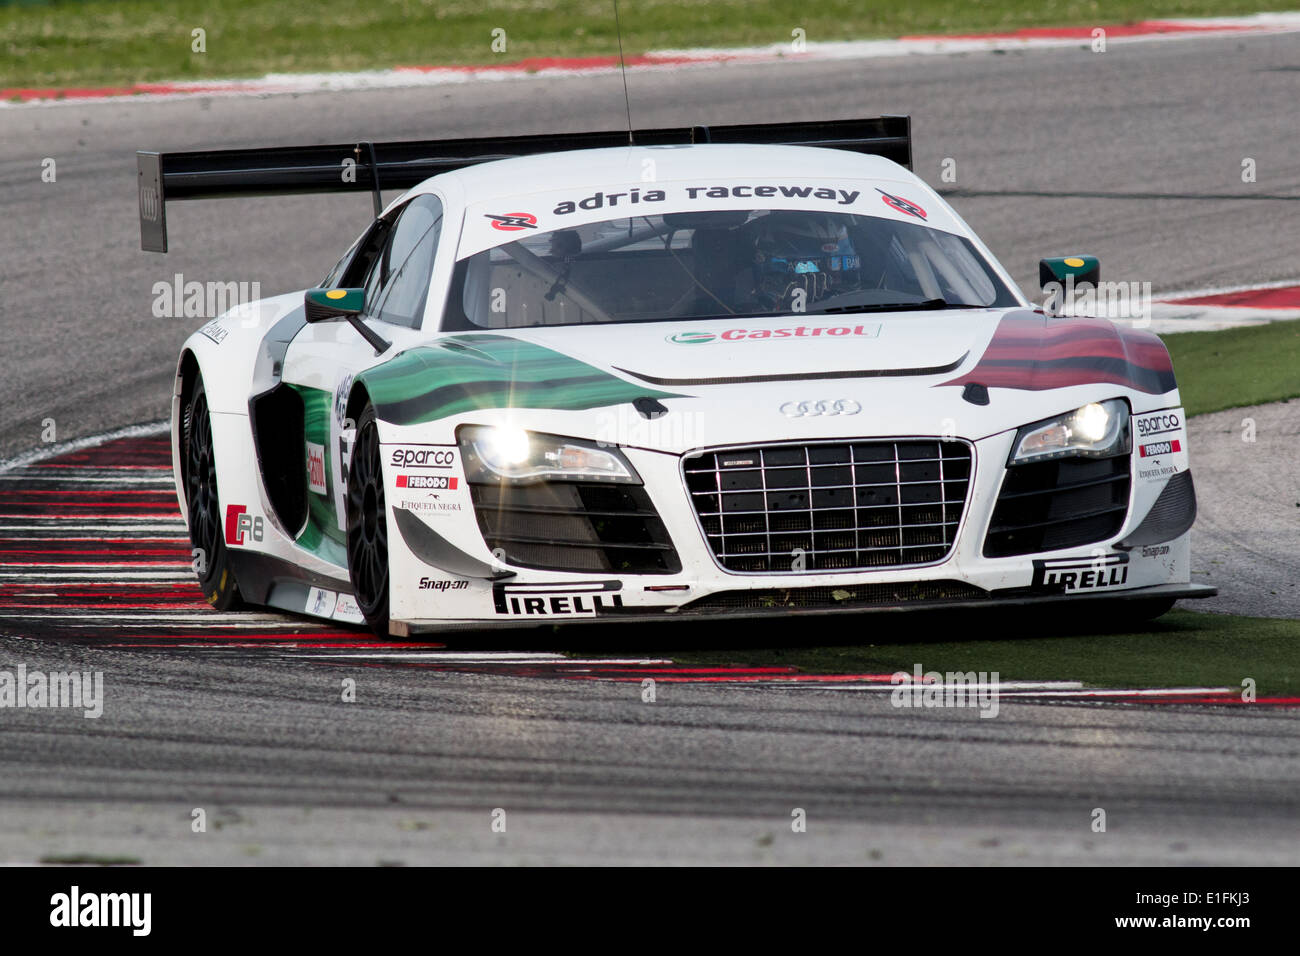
279 192 446 568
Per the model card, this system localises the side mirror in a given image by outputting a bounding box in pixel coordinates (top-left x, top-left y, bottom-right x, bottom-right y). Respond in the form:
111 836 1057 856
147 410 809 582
303 287 390 355
304 287 365 322
1039 256 1099 291
1039 256 1099 317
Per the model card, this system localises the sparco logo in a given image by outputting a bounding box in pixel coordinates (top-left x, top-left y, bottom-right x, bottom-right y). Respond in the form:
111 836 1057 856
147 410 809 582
390 448 456 468
1136 412 1181 437
780 399 861 417
486 212 538 231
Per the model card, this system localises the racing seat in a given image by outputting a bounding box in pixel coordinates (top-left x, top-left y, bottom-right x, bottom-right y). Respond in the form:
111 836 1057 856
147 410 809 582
689 227 749 315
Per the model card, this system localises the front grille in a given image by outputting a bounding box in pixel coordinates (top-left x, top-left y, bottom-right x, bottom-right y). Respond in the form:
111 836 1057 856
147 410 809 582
983 453 1130 558
684 440 973 573
471 481 680 574
684 580 988 612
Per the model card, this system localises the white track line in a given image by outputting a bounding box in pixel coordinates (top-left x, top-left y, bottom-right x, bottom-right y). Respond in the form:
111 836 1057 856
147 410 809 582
300 652 673 662
0 572 195 580
4 620 339 629
0 475 174 485
0 422 168 475
785 680 1084 691
998 686 1234 697
7 14 1300 109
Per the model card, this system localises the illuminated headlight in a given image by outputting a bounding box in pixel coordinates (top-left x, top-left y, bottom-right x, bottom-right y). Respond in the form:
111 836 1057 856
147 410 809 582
458 425 640 484
1008 399 1130 464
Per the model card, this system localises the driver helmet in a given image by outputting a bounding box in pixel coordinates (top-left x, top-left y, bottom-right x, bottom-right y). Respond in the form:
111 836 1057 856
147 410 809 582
750 212 862 309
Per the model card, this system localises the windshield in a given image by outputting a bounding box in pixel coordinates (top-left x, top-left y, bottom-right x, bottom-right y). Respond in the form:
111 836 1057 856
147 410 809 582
444 208 1017 329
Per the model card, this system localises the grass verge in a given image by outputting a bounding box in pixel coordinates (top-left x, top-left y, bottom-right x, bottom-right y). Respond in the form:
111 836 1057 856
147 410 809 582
0 0 1290 89
603 609 1299 695
1161 317 1300 416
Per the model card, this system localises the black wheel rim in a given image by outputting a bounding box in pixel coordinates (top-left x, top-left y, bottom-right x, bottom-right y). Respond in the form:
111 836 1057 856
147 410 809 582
185 391 221 577
347 420 388 617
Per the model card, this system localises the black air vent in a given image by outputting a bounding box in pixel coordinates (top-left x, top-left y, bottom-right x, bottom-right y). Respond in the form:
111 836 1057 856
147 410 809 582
470 481 680 574
984 454 1130 558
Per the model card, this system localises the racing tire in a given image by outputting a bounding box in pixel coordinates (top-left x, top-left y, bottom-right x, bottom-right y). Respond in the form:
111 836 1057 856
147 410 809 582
182 375 244 610
346 404 391 636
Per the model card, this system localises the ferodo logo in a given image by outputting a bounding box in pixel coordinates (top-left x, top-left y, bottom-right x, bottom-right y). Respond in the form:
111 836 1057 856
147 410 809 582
390 447 456 469
485 212 537 231
667 324 880 345
396 475 458 490
1139 439 1181 458
224 505 264 545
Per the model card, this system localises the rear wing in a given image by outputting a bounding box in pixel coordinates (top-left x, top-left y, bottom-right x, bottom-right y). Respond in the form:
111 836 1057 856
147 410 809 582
137 115 911 252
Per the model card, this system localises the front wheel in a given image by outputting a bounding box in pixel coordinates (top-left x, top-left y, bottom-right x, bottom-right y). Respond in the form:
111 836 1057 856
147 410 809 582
182 375 243 610
346 405 390 636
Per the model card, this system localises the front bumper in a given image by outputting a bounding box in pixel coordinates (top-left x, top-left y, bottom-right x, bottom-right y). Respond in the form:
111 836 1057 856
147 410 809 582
390 582 1217 634
384 414 1204 630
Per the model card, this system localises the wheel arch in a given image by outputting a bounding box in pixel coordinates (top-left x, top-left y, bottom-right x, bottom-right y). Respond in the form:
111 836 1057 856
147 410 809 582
344 382 373 433
172 349 203 521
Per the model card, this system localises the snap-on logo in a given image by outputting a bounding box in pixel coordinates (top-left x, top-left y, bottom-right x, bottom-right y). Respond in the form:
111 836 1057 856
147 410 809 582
390 448 456 468
486 212 537 231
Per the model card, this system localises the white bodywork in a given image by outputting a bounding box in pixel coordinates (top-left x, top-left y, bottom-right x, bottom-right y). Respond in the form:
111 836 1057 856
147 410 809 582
172 144 1200 631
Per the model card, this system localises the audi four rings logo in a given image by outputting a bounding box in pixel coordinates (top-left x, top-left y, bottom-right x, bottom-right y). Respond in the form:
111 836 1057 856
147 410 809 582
780 400 862 417
140 187 160 222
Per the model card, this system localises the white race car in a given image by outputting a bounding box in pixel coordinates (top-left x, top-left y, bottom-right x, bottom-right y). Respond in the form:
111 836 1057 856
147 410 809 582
138 116 1213 635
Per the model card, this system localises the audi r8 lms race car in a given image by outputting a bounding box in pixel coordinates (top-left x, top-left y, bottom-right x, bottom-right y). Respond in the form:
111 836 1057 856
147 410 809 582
142 116 1212 636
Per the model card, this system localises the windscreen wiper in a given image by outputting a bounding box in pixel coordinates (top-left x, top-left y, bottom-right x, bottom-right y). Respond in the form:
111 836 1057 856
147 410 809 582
812 297 986 315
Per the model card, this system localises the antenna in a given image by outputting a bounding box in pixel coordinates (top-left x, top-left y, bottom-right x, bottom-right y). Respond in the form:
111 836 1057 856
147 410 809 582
613 0 634 144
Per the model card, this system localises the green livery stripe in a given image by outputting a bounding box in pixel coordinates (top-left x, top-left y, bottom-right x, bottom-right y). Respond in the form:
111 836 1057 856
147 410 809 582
288 384 347 568
356 333 683 425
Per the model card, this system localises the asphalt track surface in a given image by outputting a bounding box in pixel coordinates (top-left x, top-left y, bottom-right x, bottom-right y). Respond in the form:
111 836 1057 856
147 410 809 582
0 32 1298 864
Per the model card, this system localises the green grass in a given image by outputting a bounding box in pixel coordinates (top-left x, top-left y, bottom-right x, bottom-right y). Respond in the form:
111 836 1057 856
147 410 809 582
622 609 1300 695
0 0 1290 88
1161 317 1300 416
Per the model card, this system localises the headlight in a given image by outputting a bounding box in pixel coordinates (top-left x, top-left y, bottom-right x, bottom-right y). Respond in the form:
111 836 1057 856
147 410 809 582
1008 399 1130 464
458 425 640 484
